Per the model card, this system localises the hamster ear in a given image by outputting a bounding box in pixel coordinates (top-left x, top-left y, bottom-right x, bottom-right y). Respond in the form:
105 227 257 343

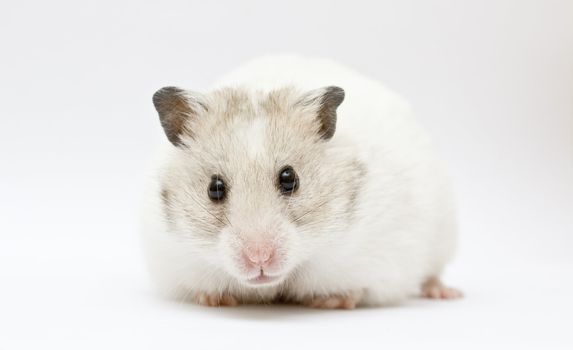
298 86 345 140
152 86 206 146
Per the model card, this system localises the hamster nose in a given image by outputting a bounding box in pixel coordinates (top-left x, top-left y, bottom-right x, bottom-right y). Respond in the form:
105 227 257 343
243 245 274 268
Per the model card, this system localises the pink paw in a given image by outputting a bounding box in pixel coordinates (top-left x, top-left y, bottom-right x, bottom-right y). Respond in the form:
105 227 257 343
422 278 463 300
194 292 239 307
306 295 357 309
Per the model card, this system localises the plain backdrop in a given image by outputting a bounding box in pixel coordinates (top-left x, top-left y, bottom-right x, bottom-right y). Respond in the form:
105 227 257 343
1 0 572 349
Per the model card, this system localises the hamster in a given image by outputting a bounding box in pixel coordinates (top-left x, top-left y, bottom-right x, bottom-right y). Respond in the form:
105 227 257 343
141 55 462 309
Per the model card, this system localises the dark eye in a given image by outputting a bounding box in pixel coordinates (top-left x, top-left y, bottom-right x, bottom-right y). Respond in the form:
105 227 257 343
278 166 299 194
208 175 226 202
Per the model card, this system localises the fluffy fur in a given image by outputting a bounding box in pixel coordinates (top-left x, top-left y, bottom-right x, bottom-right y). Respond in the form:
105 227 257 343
141 55 458 307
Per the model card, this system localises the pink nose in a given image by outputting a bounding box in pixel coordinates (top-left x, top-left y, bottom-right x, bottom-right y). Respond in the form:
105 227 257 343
244 245 274 267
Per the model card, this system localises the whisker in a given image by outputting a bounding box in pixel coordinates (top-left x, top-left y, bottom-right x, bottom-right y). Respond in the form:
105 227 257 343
292 200 330 223
220 211 234 228
186 194 228 227
216 159 235 228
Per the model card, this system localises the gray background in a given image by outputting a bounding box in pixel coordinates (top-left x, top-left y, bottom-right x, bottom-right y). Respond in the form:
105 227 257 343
1 0 572 348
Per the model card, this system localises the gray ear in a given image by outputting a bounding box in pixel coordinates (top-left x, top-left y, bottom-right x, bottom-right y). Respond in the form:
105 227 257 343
299 86 345 140
152 86 205 146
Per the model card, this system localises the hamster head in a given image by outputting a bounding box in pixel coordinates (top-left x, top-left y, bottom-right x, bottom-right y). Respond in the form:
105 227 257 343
153 86 365 288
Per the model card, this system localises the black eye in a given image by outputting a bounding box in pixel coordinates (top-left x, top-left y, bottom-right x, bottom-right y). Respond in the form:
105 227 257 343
278 166 299 194
208 175 226 202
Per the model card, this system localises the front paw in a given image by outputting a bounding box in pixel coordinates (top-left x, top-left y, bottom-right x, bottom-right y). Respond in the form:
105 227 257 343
193 292 239 307
304 295 358 309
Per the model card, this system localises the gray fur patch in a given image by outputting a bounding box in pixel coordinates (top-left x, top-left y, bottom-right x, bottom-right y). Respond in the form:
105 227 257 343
346 159 368 222
160 188 175 228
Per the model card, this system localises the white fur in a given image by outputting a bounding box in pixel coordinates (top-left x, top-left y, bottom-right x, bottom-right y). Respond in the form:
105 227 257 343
239 117 266 160
141 55 457 306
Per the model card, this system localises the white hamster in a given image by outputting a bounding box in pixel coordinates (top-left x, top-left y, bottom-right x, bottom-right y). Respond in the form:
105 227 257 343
141 55 461 308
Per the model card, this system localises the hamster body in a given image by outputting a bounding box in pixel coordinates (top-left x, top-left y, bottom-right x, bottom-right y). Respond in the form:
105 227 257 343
142 55 461 308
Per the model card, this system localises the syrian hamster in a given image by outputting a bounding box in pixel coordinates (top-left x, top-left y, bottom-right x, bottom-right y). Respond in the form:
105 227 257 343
141 55 461 308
